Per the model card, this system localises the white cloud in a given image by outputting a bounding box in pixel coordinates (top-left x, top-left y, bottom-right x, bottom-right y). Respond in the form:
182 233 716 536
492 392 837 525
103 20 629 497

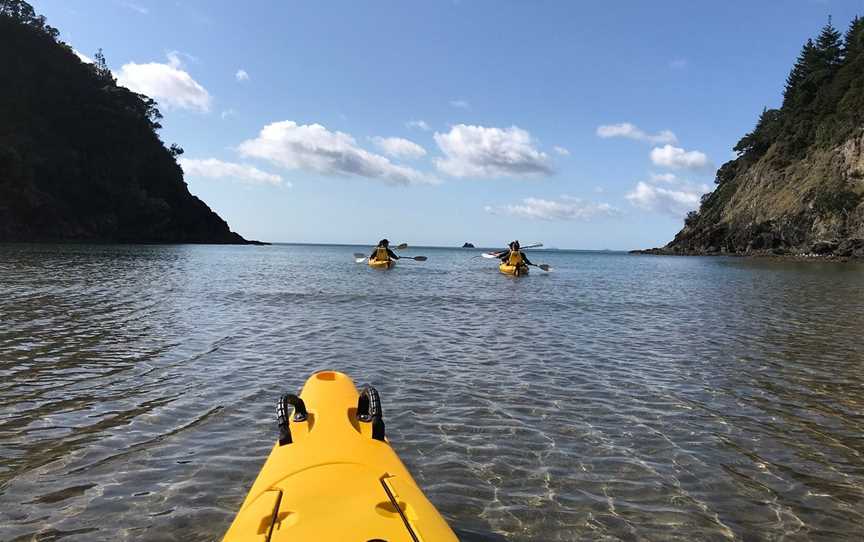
485 196 618 221
73 49 93 64
649 172 677 183
370 136 427 159
238 121 434 185
117 53 212 112
669 58 688 70
179 158 286 186
406 120 431 131
650 144 711 170
433 124 552 178
449 99 471 109
220 109 236 120
596 123 678 145
626 177 710 217
553 146 570 156
235 69 249 82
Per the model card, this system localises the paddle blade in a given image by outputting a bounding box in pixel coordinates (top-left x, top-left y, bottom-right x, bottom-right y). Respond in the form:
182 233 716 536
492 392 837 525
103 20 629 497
412 256 428 261
355 257 368 264
538 264 551 272
481 252 502 259
395 243 408 250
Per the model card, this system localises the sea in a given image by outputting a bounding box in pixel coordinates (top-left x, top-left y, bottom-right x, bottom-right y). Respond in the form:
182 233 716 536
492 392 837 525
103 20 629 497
1 243 862 541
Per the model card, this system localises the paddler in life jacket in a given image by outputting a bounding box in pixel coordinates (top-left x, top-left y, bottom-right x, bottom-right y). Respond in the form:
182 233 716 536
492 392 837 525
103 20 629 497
499 240 533 268
369 239 400 263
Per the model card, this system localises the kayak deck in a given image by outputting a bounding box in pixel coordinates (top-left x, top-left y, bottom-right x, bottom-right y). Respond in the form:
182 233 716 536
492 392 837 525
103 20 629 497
223 371 456 542
499 262 529 276
368 258 395 269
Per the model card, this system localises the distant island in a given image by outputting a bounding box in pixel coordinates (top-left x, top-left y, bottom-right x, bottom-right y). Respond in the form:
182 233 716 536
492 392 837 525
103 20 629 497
0 1 257 244
635 18 864 260
462 242 475 248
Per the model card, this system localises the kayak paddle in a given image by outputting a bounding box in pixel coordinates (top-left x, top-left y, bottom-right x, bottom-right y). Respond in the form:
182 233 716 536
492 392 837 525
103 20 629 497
529 263 552 272
480 242 543 259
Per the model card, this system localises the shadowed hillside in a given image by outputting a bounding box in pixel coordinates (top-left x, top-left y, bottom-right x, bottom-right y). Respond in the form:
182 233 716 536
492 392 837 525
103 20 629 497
0 0 254 243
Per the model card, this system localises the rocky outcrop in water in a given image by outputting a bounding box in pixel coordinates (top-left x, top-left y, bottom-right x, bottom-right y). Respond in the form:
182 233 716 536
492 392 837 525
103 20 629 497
0 1 255 244
637 19 864 259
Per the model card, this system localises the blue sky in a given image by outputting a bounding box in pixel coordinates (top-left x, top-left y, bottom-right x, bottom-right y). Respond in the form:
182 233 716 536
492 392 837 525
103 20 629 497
34 0 862 248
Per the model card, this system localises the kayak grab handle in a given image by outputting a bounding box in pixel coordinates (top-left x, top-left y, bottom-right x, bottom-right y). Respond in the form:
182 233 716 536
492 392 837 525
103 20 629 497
357 386 386 441
277 393 308 446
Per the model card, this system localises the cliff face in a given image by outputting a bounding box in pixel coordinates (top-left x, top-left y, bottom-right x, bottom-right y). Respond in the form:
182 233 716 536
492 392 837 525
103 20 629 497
650 19 864 259
0 2 250 244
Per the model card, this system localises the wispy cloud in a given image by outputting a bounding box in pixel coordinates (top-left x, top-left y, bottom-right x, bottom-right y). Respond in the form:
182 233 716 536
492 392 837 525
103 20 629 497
596 122 677 145
235 69 249 82
485 196 618 221
553 146 570 156
449 99 471 109
72 49 93 64
433 124 552 178
120 1 148 15
406 120 431 131
626 176 710 217
220 109 236 120
370 136 427 159
238 120 435 185
179 158 286 186
650 145 711 170
649 172 677 183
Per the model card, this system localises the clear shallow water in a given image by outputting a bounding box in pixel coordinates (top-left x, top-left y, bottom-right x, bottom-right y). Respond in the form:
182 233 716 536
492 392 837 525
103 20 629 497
1 243 862 541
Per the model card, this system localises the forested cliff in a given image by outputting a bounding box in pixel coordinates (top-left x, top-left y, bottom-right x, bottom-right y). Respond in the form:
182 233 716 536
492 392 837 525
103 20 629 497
0 0 252 243
647 18 864 259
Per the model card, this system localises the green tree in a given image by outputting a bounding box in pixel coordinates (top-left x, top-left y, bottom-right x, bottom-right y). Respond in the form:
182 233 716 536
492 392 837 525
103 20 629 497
783 39 818 107
734 107 783 157
92 48 115 84
0 0 57 38
843 16 864 59
815 18 843 67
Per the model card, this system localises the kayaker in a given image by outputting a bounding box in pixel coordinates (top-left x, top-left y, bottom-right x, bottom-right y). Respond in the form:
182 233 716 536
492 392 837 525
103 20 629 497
369 239 400 262
499 240 533 267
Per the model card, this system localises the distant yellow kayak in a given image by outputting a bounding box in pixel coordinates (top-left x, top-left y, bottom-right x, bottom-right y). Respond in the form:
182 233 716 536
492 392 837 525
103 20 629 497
223 371 457 542
368 258 395 269
499 262 529 276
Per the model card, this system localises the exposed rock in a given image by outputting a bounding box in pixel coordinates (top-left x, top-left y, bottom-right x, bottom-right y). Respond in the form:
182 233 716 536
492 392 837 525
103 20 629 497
638 19 864 260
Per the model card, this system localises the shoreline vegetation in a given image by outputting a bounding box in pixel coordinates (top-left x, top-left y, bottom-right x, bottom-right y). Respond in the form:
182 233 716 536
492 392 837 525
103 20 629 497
637 17 864 261
0 1 259 245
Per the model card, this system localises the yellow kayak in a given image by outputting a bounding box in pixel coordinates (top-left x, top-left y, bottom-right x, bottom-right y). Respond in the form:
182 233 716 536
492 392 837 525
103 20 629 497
368 258 395 269
499 262 529 276
223 371 457 542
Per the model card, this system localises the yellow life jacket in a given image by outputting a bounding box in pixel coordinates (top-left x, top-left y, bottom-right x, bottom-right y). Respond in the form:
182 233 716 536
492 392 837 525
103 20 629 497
375 246 390 262
507 250 523 266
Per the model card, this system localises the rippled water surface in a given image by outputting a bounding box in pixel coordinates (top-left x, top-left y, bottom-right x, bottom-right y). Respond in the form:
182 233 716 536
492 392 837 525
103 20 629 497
1 243 863 541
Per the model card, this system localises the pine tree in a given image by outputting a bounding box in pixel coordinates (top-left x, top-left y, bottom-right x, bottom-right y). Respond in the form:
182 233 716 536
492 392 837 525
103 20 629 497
92 48 115 84
815 18 843 67
843 16 864 60
783 39 818 107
